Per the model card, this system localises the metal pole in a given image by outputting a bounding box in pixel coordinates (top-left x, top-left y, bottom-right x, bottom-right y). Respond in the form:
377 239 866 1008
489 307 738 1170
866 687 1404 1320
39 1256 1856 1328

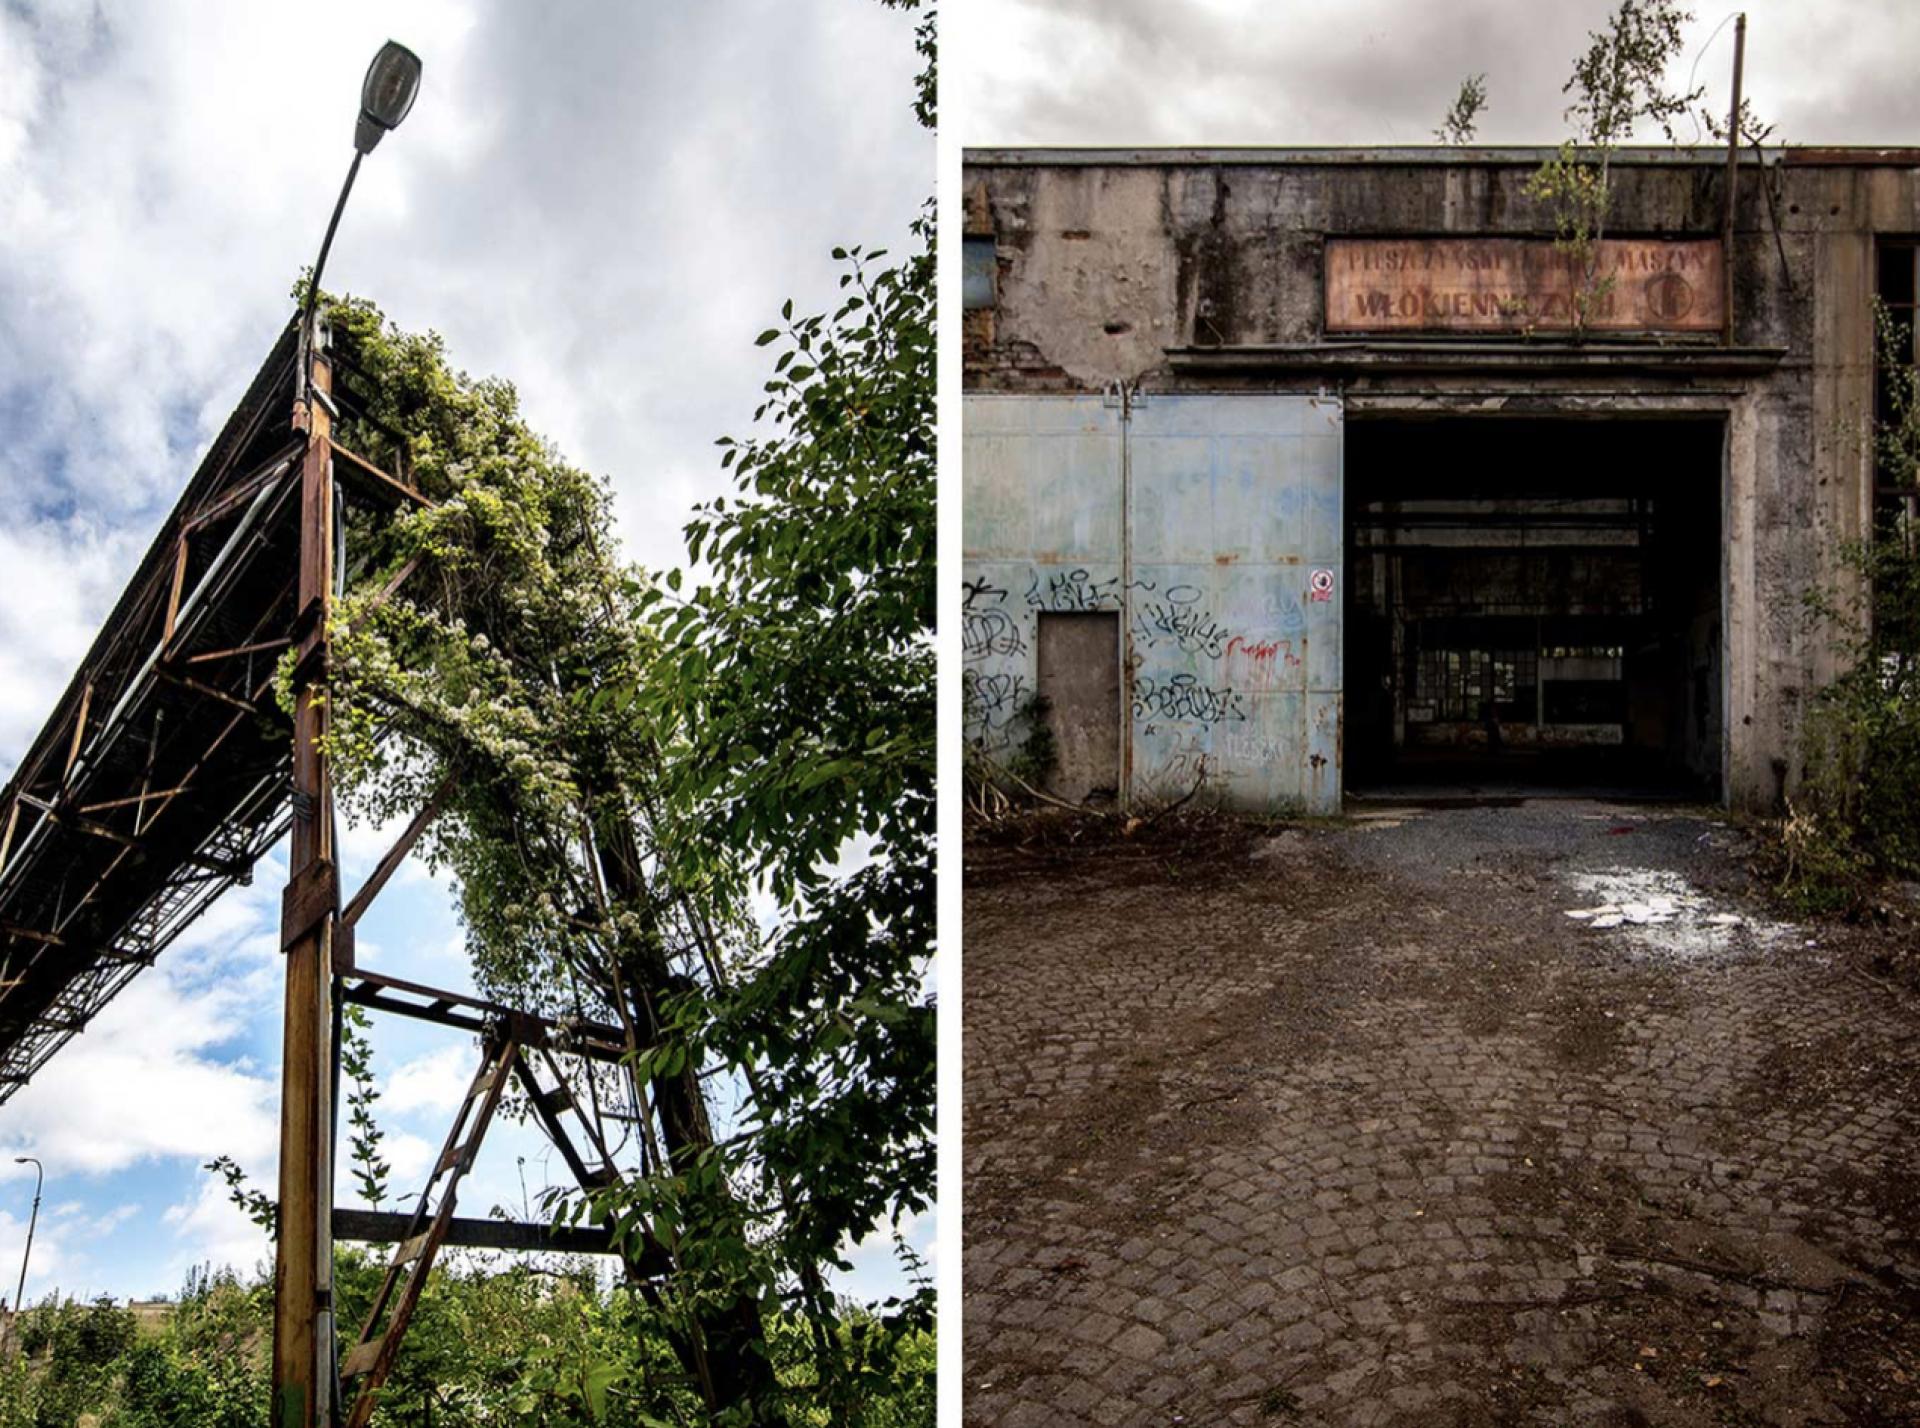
11 1158 42 1318
272 334 339 1428
1721 13 1746 347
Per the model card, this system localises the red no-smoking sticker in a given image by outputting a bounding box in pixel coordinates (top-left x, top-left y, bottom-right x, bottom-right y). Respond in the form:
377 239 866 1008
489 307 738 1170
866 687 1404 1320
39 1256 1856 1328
1307 568 1335 602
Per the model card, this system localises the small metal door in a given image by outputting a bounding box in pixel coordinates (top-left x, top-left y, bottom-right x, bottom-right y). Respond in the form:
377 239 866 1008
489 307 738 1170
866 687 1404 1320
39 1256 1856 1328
1036 611 1121 804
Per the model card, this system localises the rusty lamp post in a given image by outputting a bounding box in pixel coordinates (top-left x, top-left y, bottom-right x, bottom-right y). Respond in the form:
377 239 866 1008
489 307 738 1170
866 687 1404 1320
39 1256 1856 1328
10 1157 41 1323
301 40 423 340
277 39 420 1428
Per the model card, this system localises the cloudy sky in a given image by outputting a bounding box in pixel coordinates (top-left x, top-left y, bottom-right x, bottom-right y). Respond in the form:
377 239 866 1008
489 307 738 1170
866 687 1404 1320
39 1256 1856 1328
0 0 927 1304
955 0 1920 147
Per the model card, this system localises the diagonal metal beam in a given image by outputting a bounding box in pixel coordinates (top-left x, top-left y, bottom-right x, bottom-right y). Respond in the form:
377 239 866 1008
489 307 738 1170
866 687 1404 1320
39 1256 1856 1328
339 773 453 930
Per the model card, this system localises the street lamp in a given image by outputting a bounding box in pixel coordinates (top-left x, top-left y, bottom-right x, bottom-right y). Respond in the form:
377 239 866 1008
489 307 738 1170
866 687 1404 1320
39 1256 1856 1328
300 40 424 342
11 1158 41 1323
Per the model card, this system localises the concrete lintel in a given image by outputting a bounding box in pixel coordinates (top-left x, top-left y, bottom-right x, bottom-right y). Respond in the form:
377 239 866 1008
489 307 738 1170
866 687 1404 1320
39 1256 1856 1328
1165 343 1789 378
965 145 1793 169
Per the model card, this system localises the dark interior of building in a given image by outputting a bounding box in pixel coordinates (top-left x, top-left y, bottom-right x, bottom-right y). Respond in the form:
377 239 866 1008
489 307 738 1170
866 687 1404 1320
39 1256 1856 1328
1344 416 1723 796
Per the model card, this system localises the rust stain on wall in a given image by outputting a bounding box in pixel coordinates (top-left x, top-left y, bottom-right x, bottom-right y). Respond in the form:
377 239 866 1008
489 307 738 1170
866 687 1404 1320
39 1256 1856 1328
1326 237 1724 334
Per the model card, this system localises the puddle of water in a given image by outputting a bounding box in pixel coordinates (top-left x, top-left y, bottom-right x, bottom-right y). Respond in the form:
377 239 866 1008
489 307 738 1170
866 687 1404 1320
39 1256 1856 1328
1562 866 1799 959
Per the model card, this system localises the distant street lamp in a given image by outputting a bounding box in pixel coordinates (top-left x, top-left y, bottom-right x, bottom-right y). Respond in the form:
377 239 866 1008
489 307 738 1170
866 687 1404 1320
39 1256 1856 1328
11 1157 41 1322
300 40 424 343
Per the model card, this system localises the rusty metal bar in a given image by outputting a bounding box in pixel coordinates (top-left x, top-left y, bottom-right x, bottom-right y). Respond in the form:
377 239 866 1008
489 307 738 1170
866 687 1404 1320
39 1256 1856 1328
341 1036 518 1425
338 968 628 1063
272 345 337 1428
156 669 264 715
62 684 94 784
78 785 193 815
342 554 422 641
182 441 304 533
339 775 452 929
329 439 431 509
163 537 191 645
331 1207 627 1257
66 816 140 849
184 637 294 667
0 924 62 948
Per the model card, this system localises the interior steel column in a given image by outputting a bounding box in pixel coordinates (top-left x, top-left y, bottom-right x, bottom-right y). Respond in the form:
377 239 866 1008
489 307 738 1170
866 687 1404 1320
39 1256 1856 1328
272 334 339 1428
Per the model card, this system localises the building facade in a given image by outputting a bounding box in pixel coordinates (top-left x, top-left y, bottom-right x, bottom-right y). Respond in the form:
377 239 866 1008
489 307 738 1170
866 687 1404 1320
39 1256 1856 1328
961 146 1920 813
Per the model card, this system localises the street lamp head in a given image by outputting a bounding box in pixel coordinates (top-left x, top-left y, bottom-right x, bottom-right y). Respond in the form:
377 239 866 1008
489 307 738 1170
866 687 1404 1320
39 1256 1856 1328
353 41 422 155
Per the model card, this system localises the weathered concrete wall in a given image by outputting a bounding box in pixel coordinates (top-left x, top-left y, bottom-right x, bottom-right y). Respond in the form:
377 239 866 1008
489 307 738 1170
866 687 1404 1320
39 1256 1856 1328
962 150 1920 810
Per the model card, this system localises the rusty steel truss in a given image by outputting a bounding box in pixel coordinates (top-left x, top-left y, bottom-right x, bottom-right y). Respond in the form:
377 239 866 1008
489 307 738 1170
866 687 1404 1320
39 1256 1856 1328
0 318 668 1426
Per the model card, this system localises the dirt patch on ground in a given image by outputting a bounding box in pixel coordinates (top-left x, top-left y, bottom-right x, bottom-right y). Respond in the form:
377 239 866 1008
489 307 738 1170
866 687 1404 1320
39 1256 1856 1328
964 801 1920 1426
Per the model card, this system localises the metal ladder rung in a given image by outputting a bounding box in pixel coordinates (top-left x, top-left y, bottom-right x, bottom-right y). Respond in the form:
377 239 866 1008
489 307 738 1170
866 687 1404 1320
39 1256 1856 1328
435 1141 472 1178
341 1335 384 1379
534 1082 574 1116
392 1230 432 1268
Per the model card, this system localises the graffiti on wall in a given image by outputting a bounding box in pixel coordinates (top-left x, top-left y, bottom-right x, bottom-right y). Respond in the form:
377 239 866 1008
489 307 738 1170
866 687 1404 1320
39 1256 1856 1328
962 669 1031 739
1025 567 1124 611
963 608 1025 662
1131 585 1231 658
1265 591 1308 635
1224 634 1300 668
1134 674 1248 726
961 566 1320 771
961 576 1009 609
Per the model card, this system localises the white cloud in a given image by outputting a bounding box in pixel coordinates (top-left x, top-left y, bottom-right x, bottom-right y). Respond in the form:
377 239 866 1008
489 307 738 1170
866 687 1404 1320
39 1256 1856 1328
832 1205 934 1306
0 1205 69 1306
0 521 148 769
382 1042 478 1117
955 0 1920 148
0 950 279 1177
160 1175 272 1289
362 1130 436 1201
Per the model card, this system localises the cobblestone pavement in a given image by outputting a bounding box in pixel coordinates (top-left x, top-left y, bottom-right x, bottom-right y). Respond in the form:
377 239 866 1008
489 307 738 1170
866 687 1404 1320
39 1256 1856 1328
963 803 1920 1426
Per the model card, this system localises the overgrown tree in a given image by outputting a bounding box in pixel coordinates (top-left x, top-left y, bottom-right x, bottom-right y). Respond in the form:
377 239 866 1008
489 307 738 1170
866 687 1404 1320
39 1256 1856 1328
297 1 935 1421
1524 0 1703 331
1784 300 1920 906
1435 74 1487 145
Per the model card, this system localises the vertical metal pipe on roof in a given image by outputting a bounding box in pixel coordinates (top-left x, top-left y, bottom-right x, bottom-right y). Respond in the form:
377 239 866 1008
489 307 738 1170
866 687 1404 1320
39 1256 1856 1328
1722 14 1746 347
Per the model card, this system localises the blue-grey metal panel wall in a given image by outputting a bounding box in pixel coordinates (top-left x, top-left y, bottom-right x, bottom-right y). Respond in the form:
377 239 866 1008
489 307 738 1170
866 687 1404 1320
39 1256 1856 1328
1128 394 1343 812
962 395 1123 764
962 392 1343 813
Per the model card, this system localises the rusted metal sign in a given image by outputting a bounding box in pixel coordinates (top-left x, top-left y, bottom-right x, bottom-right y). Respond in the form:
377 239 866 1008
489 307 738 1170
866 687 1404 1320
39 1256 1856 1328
1326 237 1724 334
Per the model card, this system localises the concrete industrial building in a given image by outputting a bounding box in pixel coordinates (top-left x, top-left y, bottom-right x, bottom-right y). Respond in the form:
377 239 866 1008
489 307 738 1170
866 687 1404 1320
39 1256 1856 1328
961 146 1920 814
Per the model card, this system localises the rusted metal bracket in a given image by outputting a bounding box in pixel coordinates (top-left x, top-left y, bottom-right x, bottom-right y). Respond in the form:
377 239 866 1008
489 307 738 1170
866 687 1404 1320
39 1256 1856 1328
280 859 337 953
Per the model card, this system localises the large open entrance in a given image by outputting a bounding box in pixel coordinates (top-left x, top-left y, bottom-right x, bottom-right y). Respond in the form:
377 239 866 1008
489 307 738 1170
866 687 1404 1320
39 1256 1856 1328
1343 415 1724 797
